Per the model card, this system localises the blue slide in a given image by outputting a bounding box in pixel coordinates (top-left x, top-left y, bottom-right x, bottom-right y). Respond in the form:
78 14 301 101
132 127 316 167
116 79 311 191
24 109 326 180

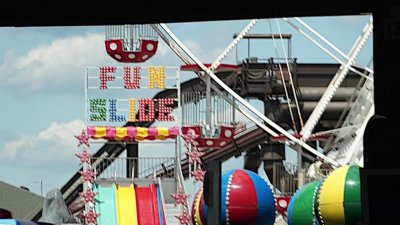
93 183 118 225
156 185 165 225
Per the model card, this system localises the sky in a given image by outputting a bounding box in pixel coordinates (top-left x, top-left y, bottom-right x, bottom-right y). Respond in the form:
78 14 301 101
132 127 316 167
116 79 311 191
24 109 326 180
0 15 373 199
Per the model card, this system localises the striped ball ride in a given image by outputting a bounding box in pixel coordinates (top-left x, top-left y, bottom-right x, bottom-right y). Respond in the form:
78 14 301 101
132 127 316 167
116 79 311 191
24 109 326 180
287 180 322 225
192 169 276 225
315 165 361 225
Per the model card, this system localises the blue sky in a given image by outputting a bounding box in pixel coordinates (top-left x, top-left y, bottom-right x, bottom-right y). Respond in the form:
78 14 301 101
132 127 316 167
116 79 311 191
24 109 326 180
0 15 373 197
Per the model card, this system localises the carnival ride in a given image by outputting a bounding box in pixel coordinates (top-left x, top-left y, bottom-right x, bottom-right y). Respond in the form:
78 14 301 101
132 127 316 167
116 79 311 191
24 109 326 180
287 165 362 225
191 169 276 225
93 182 165 225
191 165 362 225
20 16 373 225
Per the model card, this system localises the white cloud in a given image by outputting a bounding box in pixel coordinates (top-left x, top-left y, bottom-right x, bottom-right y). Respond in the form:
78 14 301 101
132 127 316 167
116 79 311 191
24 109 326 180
0 33 112 93
182 39 227 63
152 37 232 65
146 38 217 67
0 120 87 169
0 27 239 96
155 41 173 58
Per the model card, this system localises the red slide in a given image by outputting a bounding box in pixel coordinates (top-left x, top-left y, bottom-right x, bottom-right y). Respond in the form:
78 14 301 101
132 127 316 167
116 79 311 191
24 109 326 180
135 184 161 225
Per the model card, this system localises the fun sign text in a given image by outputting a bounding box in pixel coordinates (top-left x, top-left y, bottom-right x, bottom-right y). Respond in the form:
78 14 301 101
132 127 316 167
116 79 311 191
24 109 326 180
86 66 179 123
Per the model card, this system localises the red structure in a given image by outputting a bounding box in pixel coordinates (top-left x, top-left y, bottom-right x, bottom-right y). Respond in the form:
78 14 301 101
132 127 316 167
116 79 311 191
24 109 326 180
275 196 291 218
181 125 236 149
105 25 158 63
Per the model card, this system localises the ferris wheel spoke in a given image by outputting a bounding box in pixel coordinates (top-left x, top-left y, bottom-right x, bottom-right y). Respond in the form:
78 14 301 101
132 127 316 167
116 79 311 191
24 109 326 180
299 18 373 142
155 23 341 167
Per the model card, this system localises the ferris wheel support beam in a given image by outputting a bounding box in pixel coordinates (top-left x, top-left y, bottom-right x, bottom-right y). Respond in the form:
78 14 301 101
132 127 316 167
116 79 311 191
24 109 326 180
209 19 258 71
283 17 373 81
157 23 341 167
292 16 374 75
299 19 373 142
206 19 258 126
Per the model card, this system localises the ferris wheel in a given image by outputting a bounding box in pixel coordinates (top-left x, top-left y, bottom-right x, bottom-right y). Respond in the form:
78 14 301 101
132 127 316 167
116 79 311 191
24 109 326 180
97 16 374 225
102 17 373 176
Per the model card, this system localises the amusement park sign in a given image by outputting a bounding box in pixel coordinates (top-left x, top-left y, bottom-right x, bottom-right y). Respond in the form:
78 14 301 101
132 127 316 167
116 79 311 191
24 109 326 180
85 65 179 124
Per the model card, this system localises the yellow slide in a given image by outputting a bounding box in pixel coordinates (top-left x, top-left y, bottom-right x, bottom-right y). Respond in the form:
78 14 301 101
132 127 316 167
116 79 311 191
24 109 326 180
116 183 138 225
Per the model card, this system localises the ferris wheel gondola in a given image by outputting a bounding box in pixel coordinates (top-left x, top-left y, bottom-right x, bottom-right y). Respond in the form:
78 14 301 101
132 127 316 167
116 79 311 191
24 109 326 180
105 24 158 63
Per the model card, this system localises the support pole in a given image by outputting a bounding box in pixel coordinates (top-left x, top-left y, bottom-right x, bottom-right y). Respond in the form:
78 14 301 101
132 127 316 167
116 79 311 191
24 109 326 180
295 145 304 188
126 143 138 178
204 160 221 225
206 73 212 129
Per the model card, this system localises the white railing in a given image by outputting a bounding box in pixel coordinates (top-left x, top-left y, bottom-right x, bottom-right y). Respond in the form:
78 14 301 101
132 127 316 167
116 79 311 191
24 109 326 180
176 160 190 208
182 91 236 126
157 177 170 225
105 24 158 51
91 157 176 180
273 161 334 195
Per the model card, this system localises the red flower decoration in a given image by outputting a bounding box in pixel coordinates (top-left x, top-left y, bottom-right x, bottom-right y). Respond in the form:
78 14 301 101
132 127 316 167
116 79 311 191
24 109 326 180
76 148 92 165
80 188 97 204
83 208 98 225
171 189 190 207
75 129 90 147
191 166 205 183
175 210 191 225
